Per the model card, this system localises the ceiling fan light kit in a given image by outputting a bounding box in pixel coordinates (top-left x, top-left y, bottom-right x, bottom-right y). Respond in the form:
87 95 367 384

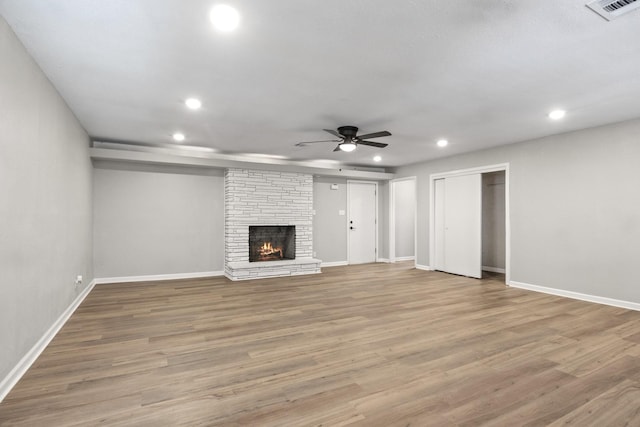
339 142 357 152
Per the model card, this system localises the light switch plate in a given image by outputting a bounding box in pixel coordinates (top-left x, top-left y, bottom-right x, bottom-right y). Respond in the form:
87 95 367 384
338 210 345 216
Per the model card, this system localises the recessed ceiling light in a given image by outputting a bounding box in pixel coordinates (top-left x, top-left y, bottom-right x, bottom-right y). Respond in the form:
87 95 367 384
185 98 202 110
437 139 448 147
339 142 357 152
548 109 566 120
172 132 185 142
210 4 240 32
373 155 382 162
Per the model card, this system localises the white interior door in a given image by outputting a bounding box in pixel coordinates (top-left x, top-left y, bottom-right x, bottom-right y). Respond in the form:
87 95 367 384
348 181 377 264
434 174 482 278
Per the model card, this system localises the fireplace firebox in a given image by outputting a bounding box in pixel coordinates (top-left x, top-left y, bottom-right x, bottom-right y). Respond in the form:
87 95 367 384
249 226 295 262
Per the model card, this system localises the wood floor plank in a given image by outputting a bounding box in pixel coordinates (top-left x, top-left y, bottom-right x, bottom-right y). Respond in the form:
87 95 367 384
2 262 640 425
547 379 640 427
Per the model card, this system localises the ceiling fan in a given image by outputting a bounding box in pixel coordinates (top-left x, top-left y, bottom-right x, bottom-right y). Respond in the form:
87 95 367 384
295 126 391 152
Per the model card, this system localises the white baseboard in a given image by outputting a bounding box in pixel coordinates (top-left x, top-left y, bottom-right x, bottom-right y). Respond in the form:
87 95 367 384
415 264 432 271
482 266 506 274
376 258 390 263
94 271 224 285
393 256 415 262
0 279 97 403
509 281 640 312
321 261 348 267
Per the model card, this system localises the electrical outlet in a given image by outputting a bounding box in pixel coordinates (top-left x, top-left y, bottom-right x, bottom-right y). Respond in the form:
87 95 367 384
75 275 83 286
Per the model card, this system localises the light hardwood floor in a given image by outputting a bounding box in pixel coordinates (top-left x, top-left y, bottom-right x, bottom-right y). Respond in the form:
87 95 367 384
2 262 640 426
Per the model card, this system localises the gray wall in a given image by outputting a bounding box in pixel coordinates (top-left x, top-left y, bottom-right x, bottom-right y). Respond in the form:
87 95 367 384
395 117 640 303
393 179 416 258
482 171 505 269
94 170 381 275
0 17 93 382
93 162 225 278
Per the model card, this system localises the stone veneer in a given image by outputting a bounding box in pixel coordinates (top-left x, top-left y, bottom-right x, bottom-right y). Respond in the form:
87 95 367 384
224 168 321 280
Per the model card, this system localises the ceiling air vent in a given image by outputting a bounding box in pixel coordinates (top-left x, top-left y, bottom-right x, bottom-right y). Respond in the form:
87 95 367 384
587 0 640 20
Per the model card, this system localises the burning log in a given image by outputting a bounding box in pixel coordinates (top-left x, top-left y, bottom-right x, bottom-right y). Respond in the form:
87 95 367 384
259 242 283 260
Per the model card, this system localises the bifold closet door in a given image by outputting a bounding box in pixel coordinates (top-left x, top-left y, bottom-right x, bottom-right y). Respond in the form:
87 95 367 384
434 174 482 278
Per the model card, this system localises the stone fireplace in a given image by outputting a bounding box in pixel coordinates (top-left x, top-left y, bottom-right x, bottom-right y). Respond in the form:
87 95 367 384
224 168 321 280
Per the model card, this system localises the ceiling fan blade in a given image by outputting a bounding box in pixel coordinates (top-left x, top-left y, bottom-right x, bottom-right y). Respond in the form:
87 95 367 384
295 139 341 146
357 130 391 139
323 129 343 138
333 145 342 152
357 140 388 148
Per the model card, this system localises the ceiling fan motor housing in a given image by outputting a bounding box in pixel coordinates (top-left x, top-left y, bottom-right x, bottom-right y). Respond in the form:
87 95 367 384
337 126 359 140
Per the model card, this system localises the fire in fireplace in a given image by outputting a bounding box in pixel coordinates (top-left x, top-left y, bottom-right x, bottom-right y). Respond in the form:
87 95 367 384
249 226 295 262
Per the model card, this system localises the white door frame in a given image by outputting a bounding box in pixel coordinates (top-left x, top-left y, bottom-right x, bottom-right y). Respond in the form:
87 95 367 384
429 163 510 283
389 176 417 267
347 180 378 264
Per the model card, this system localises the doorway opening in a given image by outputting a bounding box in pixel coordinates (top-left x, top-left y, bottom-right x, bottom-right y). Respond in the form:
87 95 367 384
482 171 506 277
390 177 417 265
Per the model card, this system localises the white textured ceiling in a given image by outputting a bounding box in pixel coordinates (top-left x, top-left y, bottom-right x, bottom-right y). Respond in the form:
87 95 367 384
2 0 640 167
